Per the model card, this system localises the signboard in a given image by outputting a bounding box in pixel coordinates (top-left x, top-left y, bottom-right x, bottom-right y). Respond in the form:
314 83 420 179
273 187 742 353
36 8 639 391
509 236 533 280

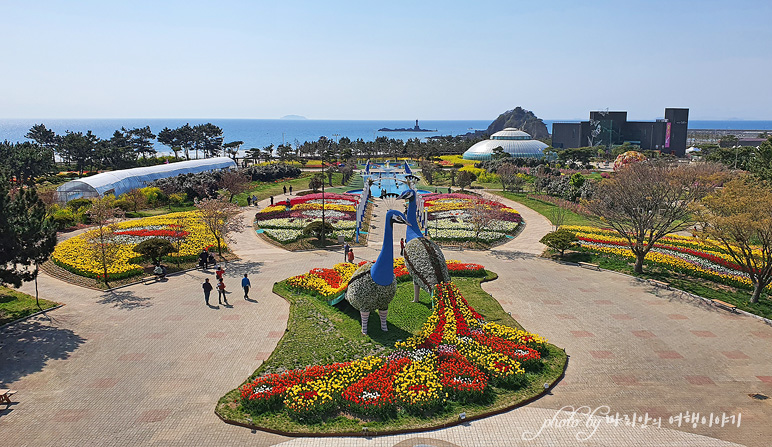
665 122 671 148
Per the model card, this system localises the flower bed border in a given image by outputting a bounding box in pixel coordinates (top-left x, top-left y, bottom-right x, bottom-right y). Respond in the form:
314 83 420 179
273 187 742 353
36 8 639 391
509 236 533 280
214 272 568 437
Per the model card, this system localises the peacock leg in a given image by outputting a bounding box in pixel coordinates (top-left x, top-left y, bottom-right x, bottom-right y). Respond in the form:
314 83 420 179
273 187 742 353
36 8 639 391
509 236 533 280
360 310 370 335
378 309 388 331
413 281 420 303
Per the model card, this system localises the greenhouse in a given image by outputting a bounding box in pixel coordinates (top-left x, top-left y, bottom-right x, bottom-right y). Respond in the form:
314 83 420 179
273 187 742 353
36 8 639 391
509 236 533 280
55 157 237 203
462 128 549 161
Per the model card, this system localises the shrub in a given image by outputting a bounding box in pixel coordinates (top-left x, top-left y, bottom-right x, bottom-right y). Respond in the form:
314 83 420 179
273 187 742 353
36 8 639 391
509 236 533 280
133 237 178 264
51 207 76 229
140 187 165 206
168 192 186 207
540 229 578 257
66 198 92 210
303 220 335 240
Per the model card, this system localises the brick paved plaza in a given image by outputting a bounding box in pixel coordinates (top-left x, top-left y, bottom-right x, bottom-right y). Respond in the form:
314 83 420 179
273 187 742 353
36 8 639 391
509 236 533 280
1 195 770 446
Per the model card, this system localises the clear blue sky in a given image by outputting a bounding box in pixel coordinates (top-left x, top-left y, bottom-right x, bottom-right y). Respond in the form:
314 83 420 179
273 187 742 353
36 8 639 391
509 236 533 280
2 0 770 120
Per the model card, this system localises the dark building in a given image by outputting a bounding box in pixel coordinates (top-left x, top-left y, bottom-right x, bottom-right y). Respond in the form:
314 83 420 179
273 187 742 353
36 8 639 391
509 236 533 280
552 108 689 157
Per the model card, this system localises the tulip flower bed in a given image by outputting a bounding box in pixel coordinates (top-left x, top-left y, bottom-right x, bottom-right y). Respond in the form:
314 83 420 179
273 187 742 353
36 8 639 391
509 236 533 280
423 193 522 245
217 267 566 434
565 225 772 293
255 193 363 245
50 211 219 281
287 259 486 299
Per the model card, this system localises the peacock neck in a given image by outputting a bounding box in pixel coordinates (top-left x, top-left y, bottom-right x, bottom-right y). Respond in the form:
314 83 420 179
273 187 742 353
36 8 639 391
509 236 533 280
372 218 396 286
405 195 423 241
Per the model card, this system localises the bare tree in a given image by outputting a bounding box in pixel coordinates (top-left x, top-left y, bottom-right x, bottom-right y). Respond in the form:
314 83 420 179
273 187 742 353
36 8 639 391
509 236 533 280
698 176 772 303
87 197 125 285
468 201 507 244
123 188 148 212
586 161 727 273
497 163 519 191
548 205 567 231
195 196 245 256
218 169 251 203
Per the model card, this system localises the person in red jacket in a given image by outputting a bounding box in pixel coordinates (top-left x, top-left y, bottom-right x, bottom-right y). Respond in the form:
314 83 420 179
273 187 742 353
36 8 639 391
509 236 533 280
217 278 228 305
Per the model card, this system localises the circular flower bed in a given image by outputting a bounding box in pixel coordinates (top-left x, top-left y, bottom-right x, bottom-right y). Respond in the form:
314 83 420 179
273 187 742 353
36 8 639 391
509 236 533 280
423 193 522 245
51 211 218 280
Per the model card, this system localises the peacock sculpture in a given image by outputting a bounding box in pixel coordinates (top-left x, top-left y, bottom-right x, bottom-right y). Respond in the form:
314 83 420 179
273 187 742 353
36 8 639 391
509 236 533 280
400 189 451 303
346 209 410 335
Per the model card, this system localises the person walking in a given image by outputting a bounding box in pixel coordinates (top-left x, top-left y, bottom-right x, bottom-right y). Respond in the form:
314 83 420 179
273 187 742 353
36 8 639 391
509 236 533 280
217 278 228 305
289 185 293 195
343 242 350 262
247 196 252 206
252 195 257 205
400 237 405 257
270 196 274 206
202 278 213 306
215 265 225 282
283 185 287 194
347 248 355 264
199 249 209 269
242 273 251 300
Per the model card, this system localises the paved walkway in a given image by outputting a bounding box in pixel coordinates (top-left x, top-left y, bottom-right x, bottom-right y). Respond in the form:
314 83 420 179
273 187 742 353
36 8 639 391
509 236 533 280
1 194 770 446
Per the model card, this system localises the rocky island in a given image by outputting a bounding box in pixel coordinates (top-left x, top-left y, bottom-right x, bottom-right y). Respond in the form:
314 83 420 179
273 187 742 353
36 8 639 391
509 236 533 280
379 120 437 132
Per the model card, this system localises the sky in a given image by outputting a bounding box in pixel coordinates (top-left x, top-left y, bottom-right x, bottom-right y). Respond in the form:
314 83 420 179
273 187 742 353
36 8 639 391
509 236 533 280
1 0 771 121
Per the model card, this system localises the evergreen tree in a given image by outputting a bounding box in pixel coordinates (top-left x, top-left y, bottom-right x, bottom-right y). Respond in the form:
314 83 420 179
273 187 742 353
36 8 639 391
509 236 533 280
0 177 57 306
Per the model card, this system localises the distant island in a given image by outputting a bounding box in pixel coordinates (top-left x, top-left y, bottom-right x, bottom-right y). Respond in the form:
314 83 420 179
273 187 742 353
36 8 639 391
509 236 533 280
280 115 307 120
379 120 436 132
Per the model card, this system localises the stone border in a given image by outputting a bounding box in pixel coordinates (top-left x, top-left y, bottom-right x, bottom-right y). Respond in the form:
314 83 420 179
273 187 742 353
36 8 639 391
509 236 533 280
215 271 569 437
0 304 65 330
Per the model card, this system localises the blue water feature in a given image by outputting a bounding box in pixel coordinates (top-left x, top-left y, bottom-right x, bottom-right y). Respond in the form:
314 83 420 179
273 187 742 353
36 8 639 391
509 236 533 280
347 173 431 197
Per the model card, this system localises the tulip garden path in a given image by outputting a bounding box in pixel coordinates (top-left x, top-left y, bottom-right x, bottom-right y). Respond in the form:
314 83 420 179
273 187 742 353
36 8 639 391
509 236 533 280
0 190 770 447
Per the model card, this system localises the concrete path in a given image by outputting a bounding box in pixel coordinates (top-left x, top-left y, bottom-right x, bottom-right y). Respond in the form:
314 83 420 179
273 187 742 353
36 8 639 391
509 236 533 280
1 195 770 447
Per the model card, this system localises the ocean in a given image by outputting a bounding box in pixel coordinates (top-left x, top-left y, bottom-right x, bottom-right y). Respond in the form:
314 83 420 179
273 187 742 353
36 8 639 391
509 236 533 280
0 119 490 154
1 118 770 154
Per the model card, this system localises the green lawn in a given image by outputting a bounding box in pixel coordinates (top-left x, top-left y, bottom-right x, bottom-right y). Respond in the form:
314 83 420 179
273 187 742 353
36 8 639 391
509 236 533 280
558 251 772 320
0 286 60 326
235 172 346 206
493 191 601 227
215 271 566 434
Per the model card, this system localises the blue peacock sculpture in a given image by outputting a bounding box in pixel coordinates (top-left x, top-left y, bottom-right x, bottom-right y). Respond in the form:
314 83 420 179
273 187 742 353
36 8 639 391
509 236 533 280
346 209 410 335
400 188 451 302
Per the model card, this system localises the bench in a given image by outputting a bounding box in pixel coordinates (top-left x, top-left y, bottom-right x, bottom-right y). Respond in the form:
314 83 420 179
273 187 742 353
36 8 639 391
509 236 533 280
0 389 17 404
649 280 670 289
577 262 600 270
711 299 738 313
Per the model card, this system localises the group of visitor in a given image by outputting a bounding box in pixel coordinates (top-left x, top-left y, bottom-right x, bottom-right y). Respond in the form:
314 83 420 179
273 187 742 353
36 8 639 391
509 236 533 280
198 249 253 307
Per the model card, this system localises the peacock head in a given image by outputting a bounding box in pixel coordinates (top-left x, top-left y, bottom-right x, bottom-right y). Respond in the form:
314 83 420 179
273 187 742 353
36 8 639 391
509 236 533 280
386 209 410 227
398 189 415 201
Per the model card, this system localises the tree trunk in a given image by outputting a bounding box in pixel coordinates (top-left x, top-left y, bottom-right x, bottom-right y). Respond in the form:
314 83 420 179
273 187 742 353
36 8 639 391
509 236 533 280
751 282 764 304
35 266 41 310
634 253 645 273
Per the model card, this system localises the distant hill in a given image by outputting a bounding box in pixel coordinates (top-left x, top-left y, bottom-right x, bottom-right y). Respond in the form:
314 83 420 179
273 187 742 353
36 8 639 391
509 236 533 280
486 107 549 139
280 115 307 120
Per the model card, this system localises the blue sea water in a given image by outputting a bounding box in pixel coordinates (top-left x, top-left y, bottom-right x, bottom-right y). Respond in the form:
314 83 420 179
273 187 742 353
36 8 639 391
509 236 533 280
0 119 490 154
2 119 769 154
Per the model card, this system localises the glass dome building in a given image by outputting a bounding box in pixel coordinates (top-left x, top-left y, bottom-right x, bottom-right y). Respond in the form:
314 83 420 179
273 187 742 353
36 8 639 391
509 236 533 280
462 128 549 161
55 157 237 203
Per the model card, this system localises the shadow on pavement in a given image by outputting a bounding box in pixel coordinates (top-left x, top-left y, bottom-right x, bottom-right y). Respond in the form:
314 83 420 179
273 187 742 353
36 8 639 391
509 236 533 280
98 289 151 310
221 260 263 277
489 250 539 261
0 318 85 387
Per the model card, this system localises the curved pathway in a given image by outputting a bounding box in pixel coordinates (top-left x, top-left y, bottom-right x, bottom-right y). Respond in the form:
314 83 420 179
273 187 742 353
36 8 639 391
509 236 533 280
0 195 769 446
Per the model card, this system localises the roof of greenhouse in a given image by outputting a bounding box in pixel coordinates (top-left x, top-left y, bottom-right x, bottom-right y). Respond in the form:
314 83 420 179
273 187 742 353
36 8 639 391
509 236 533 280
56 157 237 201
